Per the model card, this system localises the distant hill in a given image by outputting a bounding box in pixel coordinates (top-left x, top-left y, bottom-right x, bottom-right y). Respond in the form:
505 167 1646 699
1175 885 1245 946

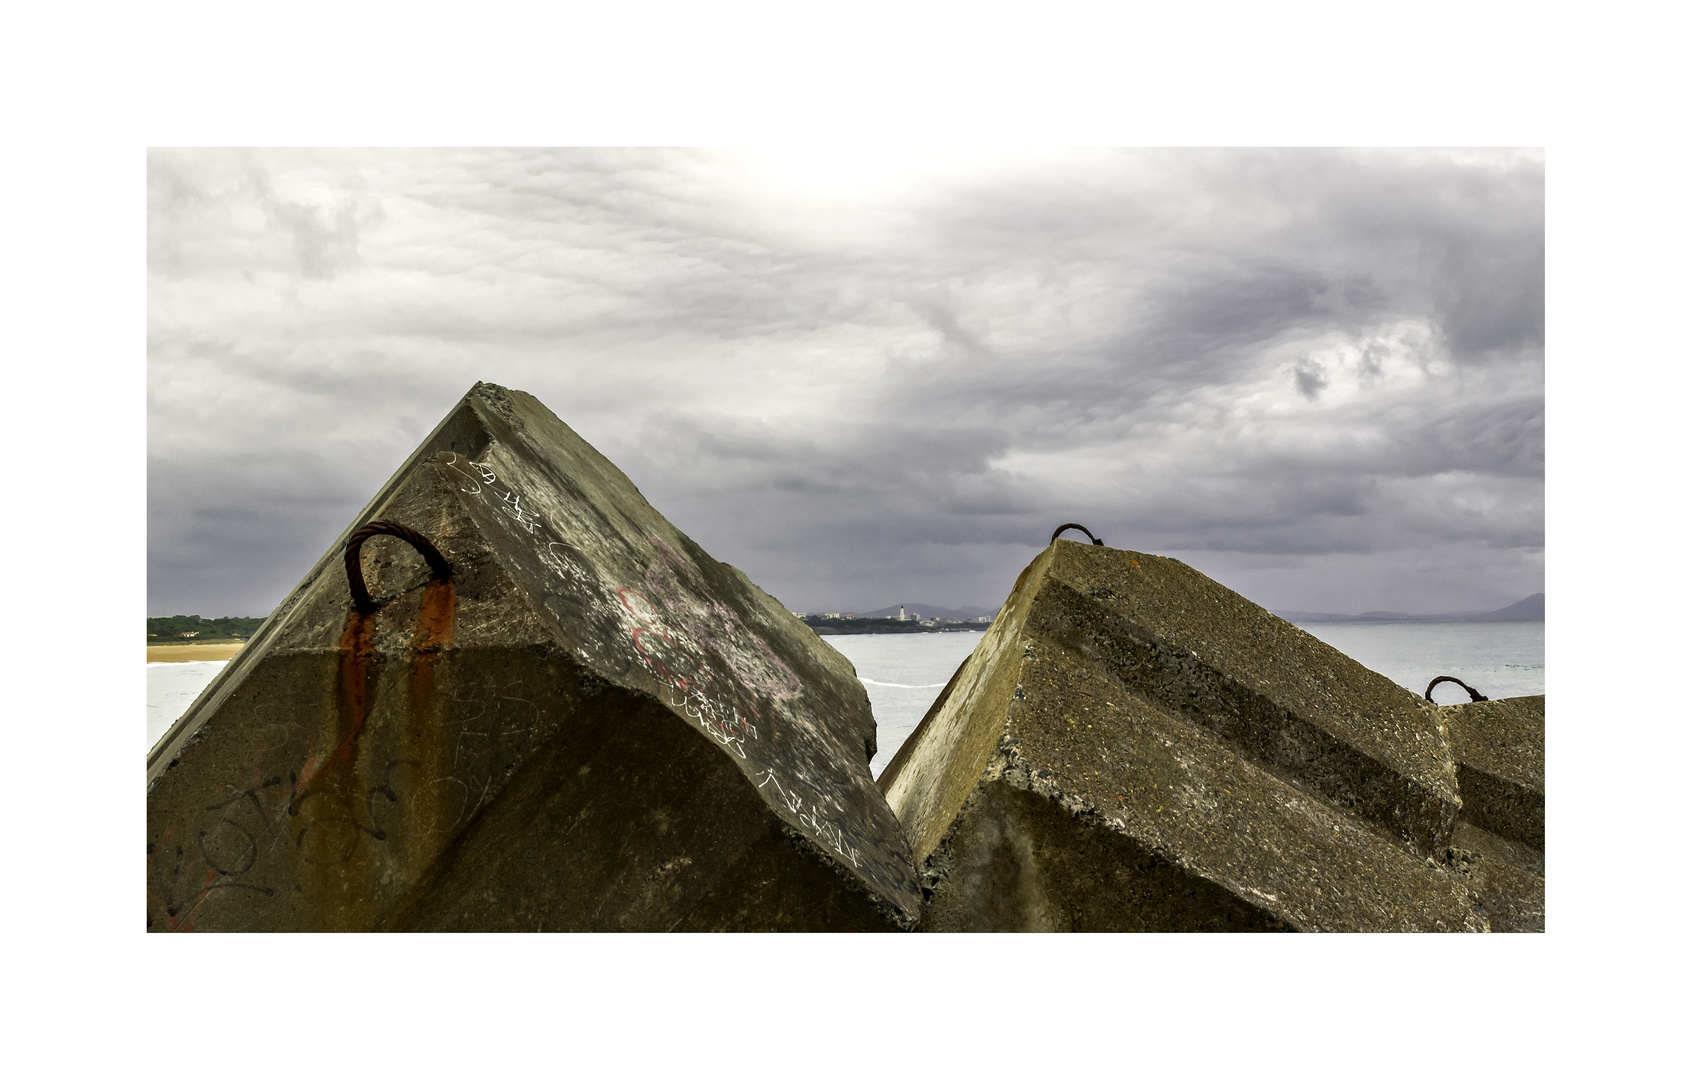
1473 593 1544 621
1275 593 1544 625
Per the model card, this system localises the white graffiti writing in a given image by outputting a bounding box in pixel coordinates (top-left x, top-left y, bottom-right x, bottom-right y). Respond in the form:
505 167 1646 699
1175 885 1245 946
436 450 867 873
756 769 862 868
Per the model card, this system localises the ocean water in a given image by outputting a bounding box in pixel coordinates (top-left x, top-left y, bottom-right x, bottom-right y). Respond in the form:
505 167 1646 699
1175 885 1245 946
1294 621 1545 703
146 622 1544 776
822 632 986 778
147 661 228 750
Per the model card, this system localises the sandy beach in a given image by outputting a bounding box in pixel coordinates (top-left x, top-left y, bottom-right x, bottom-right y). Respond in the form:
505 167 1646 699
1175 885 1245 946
148 642 243 663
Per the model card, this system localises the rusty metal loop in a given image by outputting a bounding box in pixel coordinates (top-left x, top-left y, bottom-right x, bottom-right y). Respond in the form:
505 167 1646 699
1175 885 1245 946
343 519 453 615
1050 523 1104 546
1425 675 1488 703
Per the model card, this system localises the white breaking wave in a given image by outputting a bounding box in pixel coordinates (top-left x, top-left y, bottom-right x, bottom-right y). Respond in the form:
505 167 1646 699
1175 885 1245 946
858 678 948 689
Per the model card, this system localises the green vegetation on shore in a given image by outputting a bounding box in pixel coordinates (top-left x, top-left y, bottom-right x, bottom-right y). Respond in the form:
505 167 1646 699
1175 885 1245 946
147 614 266 643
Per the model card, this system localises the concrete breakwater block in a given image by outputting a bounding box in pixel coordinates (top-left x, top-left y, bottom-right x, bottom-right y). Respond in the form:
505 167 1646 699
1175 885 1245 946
1442 695 1544 850
147 382 922 931
1440 696 1545 932
879 540 1491 931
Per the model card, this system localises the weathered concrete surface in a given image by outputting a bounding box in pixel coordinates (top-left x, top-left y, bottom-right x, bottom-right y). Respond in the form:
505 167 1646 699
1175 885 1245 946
147 382 921 931
1442 695 1544 850
1439 696 1544 931
879 540 1490 932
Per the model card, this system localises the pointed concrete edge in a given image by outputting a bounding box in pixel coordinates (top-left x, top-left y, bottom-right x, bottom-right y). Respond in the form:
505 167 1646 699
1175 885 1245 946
881 541 1495 931
148 382 923 929
148 389 494 782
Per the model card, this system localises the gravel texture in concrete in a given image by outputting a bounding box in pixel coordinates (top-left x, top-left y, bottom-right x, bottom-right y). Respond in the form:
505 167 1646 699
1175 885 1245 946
1438 695 1545 931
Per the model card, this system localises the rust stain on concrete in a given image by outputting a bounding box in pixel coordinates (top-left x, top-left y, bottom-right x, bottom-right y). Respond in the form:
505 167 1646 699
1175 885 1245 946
407 579 457 867
283 609 382 929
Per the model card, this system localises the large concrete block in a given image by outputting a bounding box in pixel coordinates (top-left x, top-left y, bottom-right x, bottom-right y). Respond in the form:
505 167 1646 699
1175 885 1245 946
147 383 921 931
1441 695 1544 851
1439 696 1545 932
1444 821 1543 933
879 540 1489 931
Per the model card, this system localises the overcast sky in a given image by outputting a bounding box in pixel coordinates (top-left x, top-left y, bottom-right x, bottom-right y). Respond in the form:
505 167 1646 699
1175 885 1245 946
148 147 1542 619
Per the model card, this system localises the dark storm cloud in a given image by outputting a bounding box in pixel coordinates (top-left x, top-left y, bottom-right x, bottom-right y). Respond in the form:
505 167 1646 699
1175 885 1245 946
149 148 1542 618
1293 357 1330 400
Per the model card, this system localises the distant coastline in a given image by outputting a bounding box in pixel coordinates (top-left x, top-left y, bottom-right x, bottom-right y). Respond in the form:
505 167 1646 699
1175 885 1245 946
802 616 988 636
148 614 263 643
149 642 243 663
797 601 998 636
1275 592 1544 625
802 592 1546 634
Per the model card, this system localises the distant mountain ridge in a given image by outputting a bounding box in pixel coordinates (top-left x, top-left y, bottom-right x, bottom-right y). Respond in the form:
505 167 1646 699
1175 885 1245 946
1276 593 1543 625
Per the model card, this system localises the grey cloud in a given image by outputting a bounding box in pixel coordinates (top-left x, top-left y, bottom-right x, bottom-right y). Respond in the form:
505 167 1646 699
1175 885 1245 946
149 148 1542 619
1297 152 1544 362
149 449 379 616
245 168 365 278
1293 357 1330 400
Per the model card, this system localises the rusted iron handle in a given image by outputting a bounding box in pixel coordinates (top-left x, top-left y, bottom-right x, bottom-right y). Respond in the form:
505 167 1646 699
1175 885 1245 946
1425 675 1488 703
1050 523 1104 546
344 520 452 614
